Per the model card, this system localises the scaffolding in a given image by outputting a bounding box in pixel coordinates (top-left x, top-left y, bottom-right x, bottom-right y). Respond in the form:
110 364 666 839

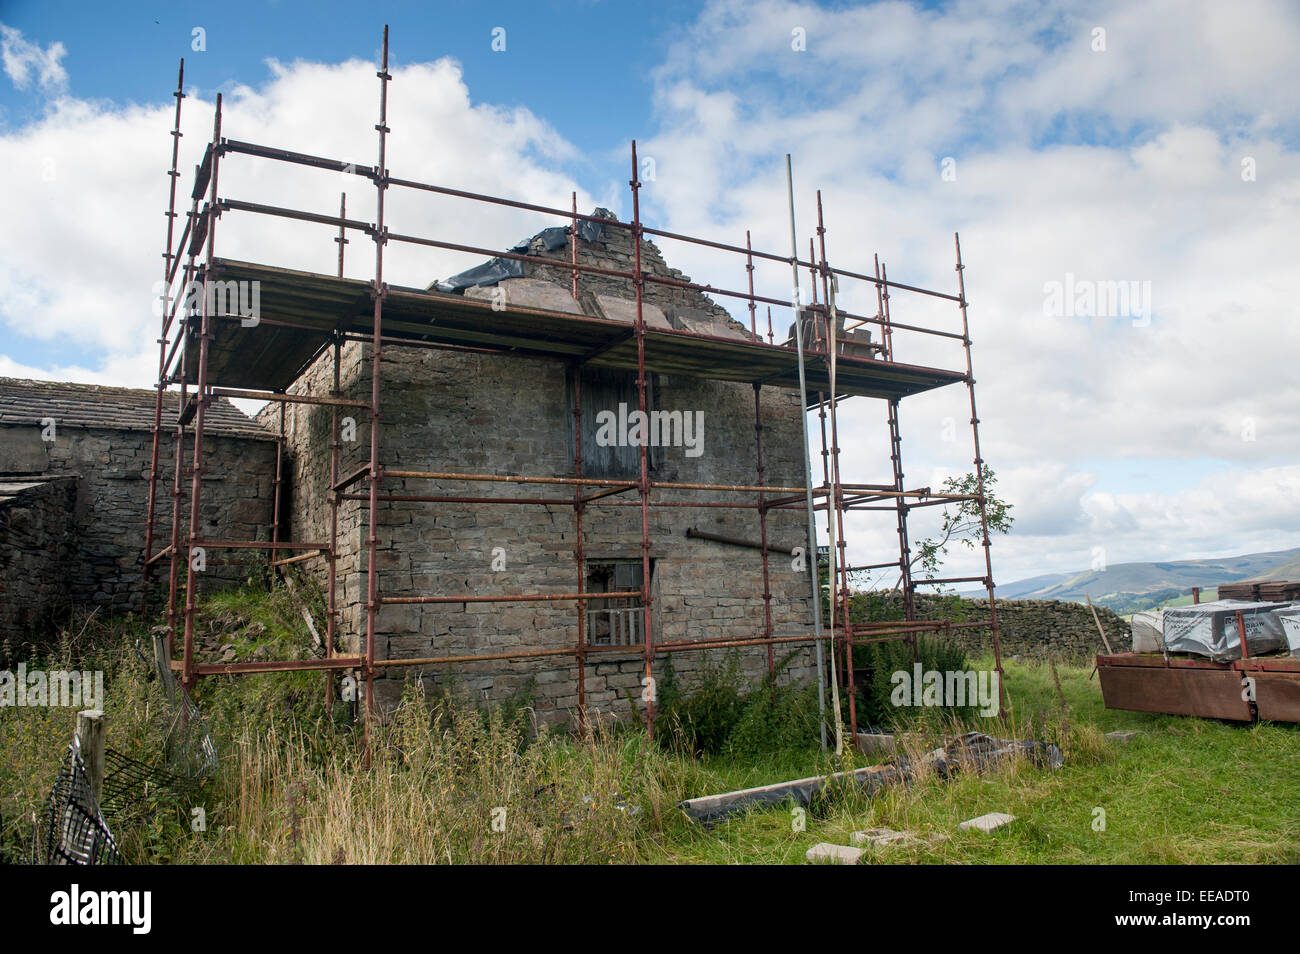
141 27 1003 746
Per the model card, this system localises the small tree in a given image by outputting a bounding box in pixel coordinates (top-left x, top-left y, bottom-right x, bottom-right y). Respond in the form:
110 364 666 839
908 465 1013 590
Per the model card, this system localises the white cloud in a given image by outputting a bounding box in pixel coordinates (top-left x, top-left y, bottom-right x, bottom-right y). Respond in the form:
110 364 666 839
2 3 1297 588
638 0 1300 583
0 54 595 386
0 23 68 93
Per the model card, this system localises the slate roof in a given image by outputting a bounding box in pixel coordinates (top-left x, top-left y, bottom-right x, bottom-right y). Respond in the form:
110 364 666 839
0 378 274 439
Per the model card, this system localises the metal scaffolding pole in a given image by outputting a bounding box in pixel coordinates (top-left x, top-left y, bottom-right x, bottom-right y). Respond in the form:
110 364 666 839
786 154 832 753
325 192 346 713
570 365 589 734
879 261 917 638
143 59 186 616
630 141 656 736
753 383 774 677
181 93 224 688
954 232 1005 711
363 26 391 735
816 193 858 738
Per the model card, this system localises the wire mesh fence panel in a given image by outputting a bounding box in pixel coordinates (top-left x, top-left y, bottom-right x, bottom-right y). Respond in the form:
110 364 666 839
32 739 123 866
31 644 218 863
99 680 216 816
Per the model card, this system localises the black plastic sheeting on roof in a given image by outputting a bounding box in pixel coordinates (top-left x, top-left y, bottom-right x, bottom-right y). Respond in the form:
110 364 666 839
435 211 609 293
577 216 605 243
434 256 525 293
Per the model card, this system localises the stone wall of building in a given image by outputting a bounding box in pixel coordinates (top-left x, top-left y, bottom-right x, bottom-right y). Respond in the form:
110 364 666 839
273 214 821 722
0 476 78 647
0 422 278 618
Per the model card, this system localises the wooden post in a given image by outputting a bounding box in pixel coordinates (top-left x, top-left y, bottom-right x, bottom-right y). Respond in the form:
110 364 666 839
153 629 179 701
76 710 106 806
1085 594 1114 656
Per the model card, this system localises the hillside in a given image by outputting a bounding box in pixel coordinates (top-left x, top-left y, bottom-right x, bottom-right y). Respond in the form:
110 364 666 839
973 547 1300 614
1259 551 1300 581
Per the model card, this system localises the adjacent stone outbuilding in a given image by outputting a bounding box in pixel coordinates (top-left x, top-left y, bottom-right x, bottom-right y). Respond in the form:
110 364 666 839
0 378 278 642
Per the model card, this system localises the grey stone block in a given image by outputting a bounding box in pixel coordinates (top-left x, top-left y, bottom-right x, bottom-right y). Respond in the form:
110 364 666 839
958 812 1017 833
465 278 585 315
805 842 864 865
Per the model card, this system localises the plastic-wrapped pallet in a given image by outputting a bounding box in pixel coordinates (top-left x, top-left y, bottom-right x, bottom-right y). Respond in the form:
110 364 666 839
1130 609 1164 653
1161 599 1290 662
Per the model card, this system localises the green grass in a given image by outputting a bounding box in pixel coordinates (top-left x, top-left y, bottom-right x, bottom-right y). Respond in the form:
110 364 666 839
1159 588 1219 609
649 658 1300 864
3 588 1297 865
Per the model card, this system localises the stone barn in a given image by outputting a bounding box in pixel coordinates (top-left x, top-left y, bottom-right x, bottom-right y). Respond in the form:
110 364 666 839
6 37 1004 739
0 379 276 644
266 212 821 716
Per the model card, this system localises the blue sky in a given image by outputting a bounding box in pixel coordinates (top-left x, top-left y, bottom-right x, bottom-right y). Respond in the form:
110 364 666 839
1 0 1297 583
0 0 686 154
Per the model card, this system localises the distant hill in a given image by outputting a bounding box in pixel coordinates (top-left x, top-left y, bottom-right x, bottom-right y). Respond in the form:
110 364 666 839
990 572 1073 599
1259 551 1300 581
968 547 1300 613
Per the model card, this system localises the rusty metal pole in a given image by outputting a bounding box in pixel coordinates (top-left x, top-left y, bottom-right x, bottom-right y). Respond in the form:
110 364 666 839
746 231 757 342
363 26 391 738
166 378 187 650
817 193 858 737
144 59 186 605
753 383 774 677
571 366 588 735
335 192 348 276
954 232 1004 711
325 338 342 713
167 160 207 651
879 261 916 648
326 191 346 711
570 191 580 302
876 253 894 361
809 238 821 307
271 399 285 575
630 141 656 737
181 93 223 689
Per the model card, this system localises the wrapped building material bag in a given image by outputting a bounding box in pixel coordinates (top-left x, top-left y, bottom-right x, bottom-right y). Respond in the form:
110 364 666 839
1162 599 1289 662
1130 610 1164 653
1275 607 1300 657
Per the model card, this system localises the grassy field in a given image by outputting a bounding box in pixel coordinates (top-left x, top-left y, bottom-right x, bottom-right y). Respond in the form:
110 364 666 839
2 588 1296 865
662 659 1299 864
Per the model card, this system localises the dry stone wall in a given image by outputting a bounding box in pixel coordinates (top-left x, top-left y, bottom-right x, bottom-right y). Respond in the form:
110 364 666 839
880 593 1130 661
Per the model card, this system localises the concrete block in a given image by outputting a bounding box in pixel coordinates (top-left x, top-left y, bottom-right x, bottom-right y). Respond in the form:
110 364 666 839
593 294 672 330
850 827 948 847
465 278 585 315
665 306 750 341
805 842 863 865
958 812 1017 833
850 827 910 847
1105 730 1140 743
